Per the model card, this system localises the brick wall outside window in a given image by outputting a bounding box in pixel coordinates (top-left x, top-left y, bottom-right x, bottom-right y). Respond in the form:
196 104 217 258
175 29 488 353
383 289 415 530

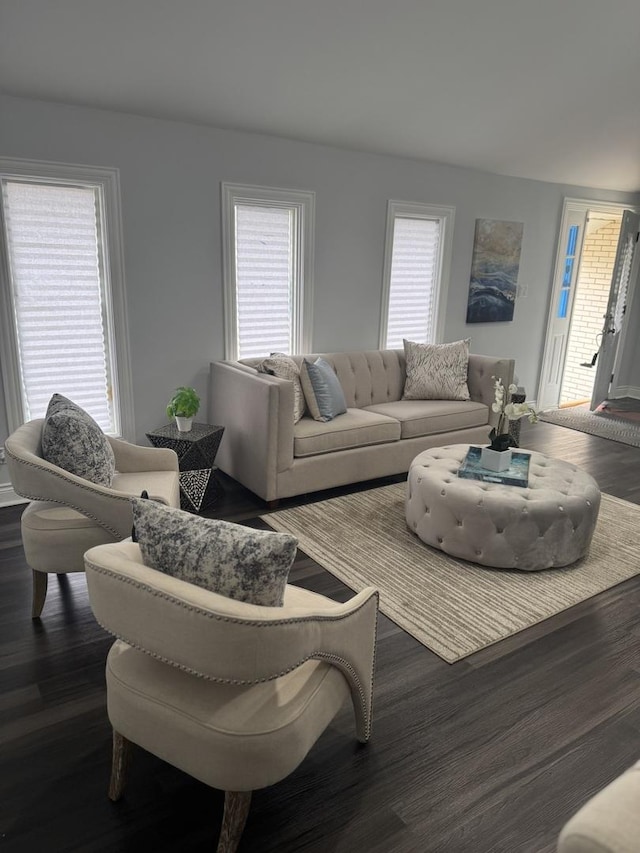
560 218 620 404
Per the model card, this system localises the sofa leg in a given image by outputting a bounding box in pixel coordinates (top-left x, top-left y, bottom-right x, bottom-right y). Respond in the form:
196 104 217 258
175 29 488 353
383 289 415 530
108 730 132 802
31 570 48 619
216 791 252 853
266 499 280 510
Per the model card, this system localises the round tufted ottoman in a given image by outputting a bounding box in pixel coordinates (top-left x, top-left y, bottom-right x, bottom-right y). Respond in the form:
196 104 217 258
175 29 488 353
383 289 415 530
406 444 601 570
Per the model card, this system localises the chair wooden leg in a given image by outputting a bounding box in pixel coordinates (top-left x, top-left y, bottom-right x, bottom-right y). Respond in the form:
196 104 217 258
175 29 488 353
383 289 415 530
216 791 252 853
108 730 132 802
31 570 48 619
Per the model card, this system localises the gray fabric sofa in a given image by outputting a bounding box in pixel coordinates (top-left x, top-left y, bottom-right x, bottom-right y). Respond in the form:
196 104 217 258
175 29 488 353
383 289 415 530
209 349 515 503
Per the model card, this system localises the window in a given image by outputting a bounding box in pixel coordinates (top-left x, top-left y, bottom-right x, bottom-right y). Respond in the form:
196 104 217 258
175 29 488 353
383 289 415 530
380 201 455 349
557 224 579 319
221 183 314 359
0 159 134 437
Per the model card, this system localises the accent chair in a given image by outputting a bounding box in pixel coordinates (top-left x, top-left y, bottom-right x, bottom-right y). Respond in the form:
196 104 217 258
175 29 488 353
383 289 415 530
4 418 180 618
83 538 379 853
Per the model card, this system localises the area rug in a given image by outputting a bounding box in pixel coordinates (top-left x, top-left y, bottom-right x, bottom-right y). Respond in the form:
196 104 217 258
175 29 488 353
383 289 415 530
540 406 640 448
263 484 640 663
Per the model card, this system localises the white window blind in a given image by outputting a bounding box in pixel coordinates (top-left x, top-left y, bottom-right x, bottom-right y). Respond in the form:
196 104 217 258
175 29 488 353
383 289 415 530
235 204 294 358
221 183 315 361
380 201 455 350
2 180 114 431
385 216 441 348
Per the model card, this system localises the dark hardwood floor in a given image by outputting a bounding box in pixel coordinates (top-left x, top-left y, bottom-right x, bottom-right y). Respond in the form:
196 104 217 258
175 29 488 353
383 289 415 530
2 421 640 852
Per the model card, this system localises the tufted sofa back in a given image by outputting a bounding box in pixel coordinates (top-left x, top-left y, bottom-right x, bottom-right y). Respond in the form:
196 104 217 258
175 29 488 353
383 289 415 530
241 349 406 408
239 348 508 413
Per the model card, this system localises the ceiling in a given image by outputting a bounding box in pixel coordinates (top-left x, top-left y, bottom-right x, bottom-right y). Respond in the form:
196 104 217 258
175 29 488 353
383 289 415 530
2 0 640 192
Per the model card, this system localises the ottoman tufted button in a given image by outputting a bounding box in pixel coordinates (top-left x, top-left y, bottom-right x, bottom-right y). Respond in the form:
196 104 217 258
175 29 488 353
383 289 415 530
457 520 463 526
558 505 564 511
437 536 443 544
441 489 446 496
475 549 482 556
496 527 504 534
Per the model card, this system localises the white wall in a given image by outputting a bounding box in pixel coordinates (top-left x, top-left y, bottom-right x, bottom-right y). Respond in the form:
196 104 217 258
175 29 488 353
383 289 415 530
1 92 638 481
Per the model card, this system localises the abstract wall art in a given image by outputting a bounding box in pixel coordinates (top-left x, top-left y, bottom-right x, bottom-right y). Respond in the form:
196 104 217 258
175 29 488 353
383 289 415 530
466 218 524 323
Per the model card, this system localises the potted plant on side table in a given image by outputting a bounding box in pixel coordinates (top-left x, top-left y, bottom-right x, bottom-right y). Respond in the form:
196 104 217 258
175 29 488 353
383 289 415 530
166 387 200 433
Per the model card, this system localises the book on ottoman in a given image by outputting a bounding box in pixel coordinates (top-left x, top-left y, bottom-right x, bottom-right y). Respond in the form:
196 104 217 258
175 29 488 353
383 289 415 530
458 446 531 487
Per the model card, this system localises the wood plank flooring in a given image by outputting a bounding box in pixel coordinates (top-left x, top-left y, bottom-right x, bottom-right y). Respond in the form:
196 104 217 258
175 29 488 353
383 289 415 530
2 420 640 852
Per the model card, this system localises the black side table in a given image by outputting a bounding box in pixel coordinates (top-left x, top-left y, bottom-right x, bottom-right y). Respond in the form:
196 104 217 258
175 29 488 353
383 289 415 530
146 422 225 513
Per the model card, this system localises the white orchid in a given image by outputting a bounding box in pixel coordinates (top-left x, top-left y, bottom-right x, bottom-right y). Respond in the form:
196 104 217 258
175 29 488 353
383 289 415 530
489 377 538 449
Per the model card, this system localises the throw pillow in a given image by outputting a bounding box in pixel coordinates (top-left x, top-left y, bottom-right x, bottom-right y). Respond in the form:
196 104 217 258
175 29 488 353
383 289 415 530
42 393 116 486
299 357 348 422
256 353 306 423
402 339 471 401
130 498 297 607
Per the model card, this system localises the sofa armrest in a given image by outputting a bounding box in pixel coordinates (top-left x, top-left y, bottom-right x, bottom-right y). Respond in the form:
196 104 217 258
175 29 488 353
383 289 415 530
209 361 295 501
108 436 178 473
467 355 515 428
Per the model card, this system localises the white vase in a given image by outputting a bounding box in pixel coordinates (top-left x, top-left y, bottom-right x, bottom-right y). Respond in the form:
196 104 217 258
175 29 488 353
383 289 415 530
480 446 512 472
175 416 193 432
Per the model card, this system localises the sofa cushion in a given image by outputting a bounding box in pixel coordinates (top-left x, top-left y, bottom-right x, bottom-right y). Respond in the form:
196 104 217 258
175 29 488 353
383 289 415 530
293 408 401 457
402 339 471 401
42 393 116 486
300 357 348 422
364 400 488 439
130 498 297 606
256 353 306 423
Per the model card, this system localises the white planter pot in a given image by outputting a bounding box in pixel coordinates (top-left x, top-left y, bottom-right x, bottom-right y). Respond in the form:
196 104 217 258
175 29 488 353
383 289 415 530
480 446 512 472
175 416 193 432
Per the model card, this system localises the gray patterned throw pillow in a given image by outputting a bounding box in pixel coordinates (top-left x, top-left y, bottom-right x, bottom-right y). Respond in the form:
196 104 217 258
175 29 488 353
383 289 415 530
402 339 471 401
257 353 306 423
131 498 297 606
42 394 116 486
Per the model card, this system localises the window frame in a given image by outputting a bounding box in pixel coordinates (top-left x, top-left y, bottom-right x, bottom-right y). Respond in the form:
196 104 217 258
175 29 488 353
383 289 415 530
0 157 135 439
379 200 455 349
221 182 315 360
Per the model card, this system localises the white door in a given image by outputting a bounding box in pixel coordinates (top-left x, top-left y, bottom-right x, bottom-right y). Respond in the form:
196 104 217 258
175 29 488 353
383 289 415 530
590 210 640 408
538 203 586 409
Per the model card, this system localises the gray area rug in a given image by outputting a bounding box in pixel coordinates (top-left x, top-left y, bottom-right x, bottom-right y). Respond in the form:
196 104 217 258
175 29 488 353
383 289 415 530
540 406 640 448
264 484 640 663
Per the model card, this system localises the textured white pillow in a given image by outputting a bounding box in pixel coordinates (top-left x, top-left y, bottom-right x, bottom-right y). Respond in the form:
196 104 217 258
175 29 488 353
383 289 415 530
257 353 306 423
402 339 471 401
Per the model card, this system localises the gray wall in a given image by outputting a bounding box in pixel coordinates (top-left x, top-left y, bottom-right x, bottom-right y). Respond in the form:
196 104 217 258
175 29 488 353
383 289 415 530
1 92 638 483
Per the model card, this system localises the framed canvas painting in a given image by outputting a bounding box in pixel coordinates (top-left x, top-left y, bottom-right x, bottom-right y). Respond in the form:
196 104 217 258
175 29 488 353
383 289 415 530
466 219 523 323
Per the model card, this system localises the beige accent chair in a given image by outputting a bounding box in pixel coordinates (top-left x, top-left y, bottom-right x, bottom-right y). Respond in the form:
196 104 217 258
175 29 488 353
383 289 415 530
4 419 180 618
558 761 640 852
84 540 379 853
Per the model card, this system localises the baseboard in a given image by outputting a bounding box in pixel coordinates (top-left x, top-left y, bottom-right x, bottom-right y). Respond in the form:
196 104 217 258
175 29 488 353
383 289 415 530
612 385 640 400
0 483 27 507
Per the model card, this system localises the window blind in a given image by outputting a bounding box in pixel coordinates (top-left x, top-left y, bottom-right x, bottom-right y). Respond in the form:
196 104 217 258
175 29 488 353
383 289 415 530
235 204 294 359
385 216 441 348
2 180 114 431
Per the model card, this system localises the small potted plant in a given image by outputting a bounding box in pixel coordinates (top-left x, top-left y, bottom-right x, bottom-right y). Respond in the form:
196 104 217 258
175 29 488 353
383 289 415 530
481 377 538 471
166 386 200 432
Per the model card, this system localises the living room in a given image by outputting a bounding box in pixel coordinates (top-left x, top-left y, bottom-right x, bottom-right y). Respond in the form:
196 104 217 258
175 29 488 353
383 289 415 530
2 2 640 852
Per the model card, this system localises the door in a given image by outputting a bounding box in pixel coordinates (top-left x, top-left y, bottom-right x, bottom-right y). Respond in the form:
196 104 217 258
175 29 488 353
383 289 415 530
590 210 640 408
538 204 586 409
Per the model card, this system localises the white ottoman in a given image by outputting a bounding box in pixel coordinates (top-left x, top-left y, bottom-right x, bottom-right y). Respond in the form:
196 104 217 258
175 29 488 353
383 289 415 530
406 444 601 570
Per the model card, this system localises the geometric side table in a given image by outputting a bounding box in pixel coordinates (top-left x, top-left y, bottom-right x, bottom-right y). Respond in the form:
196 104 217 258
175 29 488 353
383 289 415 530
145 422 225 513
